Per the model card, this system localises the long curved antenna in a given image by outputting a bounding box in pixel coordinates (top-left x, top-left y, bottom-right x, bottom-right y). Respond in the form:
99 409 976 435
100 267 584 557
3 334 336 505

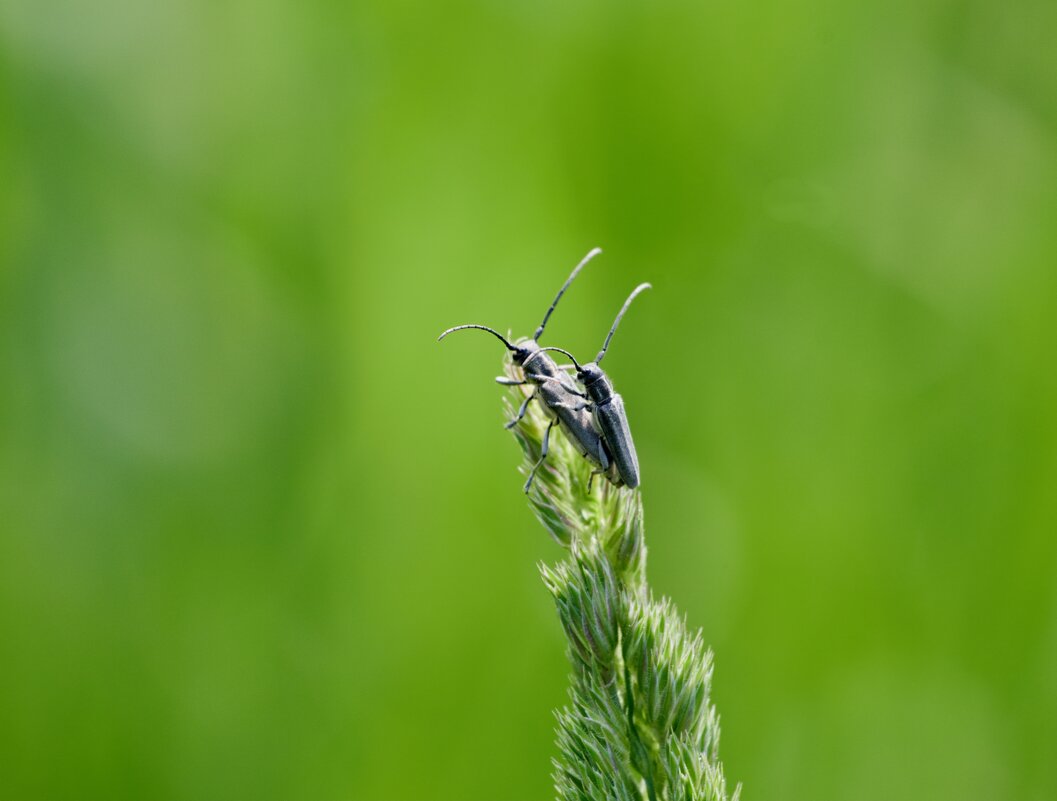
596 282 651 363
539 346 583 372
533 247 603 341
437 324 516 351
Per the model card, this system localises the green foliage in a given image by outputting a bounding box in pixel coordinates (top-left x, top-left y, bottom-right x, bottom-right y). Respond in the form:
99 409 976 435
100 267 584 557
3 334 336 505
5 1 1053 796
505 356 740 801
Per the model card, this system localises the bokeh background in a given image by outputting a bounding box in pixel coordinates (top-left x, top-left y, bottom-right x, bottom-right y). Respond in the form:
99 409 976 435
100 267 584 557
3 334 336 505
2 1 1056 799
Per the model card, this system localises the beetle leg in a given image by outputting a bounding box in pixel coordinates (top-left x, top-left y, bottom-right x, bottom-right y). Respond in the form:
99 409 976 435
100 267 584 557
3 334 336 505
586 436 611 491
524 418 557 493
527 373 588 398
552 401 592 413
504 389 537 429
588 469 604 491
525 372 561 383
595 438 610 471
495 376 527 386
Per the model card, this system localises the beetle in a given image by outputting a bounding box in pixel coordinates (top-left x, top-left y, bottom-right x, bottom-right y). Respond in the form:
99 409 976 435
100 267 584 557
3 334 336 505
541 282 651 489
437 248 619 492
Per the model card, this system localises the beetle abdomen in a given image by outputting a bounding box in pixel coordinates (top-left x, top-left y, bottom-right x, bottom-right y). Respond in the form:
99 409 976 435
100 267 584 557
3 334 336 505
538 382 600 459
595 394 639 488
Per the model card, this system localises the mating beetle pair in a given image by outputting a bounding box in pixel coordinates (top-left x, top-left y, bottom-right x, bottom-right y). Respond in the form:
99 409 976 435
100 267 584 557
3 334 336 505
438 248 649 492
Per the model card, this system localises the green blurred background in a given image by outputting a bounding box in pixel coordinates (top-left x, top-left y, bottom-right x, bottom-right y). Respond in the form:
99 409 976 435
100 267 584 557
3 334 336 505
2 1 1056 799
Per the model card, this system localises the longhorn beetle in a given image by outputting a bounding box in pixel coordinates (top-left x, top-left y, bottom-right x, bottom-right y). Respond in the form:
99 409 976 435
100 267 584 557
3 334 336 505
437 248 619 492
542 282 651 489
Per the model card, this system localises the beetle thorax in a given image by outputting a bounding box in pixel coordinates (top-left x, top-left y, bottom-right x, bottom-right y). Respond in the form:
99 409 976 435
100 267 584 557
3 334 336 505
520 344 558 377
580 363 613 403
512 339 541 367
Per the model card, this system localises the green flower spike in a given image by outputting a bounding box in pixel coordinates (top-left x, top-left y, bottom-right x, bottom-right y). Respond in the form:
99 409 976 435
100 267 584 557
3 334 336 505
502 351 740 801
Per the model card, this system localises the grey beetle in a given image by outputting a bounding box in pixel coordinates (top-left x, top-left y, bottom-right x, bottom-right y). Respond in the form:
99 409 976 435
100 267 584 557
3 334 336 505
438 249 618 492
542 282 651 489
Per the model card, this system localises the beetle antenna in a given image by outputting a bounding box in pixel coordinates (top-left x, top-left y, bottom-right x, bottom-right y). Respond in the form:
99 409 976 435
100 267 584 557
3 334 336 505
437 324 517 351
539 346 583 372
534 247 602 341
596 282 651 364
